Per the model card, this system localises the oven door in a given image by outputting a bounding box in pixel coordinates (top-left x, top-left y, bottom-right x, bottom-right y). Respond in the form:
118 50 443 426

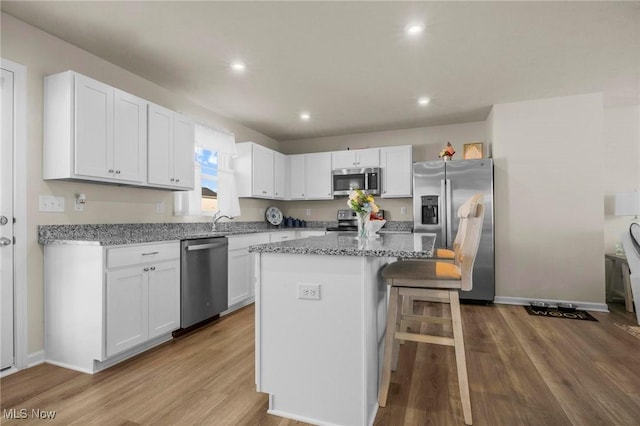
332 170 366 195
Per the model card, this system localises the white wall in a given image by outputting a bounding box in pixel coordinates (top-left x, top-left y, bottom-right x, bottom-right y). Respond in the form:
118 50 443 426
489 93 605 304
1 13 279 354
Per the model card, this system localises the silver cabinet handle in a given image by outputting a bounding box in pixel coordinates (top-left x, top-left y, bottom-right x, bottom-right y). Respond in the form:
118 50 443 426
170 178 175 182
150 266 156 271
143 267 149 272
175 178 180 183
0 237 11 247
142 251 159 256
108 169 114 173
115 170 121 174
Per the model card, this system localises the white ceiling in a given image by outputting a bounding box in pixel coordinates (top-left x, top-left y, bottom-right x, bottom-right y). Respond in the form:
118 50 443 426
2 1 639 141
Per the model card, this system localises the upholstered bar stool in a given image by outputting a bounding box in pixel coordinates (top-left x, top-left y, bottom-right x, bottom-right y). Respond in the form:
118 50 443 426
399 194 483 335
378 194 484 426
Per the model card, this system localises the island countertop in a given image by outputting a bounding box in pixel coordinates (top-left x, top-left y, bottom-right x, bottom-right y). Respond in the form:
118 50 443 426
249 232 436 258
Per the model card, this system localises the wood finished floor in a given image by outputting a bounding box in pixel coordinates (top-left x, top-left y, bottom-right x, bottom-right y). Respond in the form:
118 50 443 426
2 302 640 425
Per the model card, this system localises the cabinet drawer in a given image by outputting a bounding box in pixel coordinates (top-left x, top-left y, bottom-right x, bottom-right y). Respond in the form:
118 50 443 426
227 233 271 251
107 241 180 269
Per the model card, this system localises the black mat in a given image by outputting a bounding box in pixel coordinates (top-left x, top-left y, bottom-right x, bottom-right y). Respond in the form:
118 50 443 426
524 306 598 321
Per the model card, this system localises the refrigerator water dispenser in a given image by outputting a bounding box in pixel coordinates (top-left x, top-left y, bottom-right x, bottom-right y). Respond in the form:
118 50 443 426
421 195 439 225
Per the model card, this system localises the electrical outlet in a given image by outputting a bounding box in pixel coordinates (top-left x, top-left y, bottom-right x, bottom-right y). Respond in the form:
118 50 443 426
156 201 165 214
305 208 311 216
400 206 407 215
39 195 65 212
74 201 84 212
297 283 320 300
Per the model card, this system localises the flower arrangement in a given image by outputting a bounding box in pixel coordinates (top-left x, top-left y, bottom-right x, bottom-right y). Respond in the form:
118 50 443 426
439 141 455 159
348 188 380 215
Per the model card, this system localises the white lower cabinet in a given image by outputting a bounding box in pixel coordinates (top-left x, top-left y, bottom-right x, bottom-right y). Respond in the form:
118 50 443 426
225 231 326 314
227 233 271 311
45 241 180 374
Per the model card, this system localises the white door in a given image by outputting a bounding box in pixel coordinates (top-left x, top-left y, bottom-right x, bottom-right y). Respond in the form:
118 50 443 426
105 268 149 357
147 103 174 186
0 68 15 370
74 73 113 179
113 89 147 183
305 152 333 199
173 113 195 189
147 260 180 339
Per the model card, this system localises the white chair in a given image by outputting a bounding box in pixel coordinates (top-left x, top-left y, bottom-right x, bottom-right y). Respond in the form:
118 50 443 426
378 194 484 425
620 223 640 324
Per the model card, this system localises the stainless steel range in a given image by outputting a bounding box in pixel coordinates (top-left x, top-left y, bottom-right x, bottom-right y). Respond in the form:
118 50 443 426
326 209 385 233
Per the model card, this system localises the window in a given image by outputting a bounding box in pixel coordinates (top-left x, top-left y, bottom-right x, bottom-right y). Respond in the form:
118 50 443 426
196 147 218 213
174 124 240 218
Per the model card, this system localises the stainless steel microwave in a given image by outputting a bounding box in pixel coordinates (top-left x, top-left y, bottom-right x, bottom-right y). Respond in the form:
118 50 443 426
332 167 382 196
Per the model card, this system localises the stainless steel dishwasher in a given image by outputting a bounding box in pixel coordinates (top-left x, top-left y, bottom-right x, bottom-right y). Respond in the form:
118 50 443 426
180 237 228 329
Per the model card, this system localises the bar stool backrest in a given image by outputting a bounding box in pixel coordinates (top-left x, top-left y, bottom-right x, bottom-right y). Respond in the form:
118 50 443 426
459 195 485 291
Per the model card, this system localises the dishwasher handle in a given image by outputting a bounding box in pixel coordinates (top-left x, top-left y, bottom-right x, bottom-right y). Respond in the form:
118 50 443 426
185 241 227 251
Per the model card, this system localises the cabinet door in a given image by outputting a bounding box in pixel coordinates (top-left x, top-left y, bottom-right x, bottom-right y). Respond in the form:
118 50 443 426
228 249 251 306
252 144 275 198
356 148 380 168
331 151 357 169
289 154 306 199
381 145 412 198
148 260 180 339
173 113 195 189
74 73 113 179
148 103 174 186
274 152 287 199
305 152 333 200
105 268 149 357
113 89 147 183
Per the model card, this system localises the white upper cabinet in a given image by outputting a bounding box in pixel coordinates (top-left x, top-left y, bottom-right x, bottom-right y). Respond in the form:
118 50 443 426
305 152 333 200
274 152 288 199
380 145 413 198
147 103 195 190
235 142 276 199
288 154 306 200
113 89 148 182
44 71 147 184
331 148 379 169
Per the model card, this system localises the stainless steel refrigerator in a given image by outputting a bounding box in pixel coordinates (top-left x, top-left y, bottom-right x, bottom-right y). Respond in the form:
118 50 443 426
413 159 494 302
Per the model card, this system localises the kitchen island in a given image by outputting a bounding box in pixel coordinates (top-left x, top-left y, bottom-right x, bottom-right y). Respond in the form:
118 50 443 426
250 233 435 426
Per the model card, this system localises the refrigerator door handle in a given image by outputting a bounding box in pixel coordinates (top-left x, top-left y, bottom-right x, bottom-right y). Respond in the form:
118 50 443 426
446 179 453 248
440 179 447 246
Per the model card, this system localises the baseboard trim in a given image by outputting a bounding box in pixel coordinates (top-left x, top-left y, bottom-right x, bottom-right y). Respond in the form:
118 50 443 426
494 296 609 312
27 350 45 367
221 298 255 316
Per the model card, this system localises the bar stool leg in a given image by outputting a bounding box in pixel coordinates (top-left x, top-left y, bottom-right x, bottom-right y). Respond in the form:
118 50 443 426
379 286 399 407
392 291 403 371
450 290 472 425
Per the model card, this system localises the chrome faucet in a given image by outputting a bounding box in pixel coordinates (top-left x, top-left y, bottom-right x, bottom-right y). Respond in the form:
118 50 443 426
212 211 233 232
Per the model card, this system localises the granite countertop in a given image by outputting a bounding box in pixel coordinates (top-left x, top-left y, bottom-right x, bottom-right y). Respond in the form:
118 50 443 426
38 222 330 246
248 233 436 259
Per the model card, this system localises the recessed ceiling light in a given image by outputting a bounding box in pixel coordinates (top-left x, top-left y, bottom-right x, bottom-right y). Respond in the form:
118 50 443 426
299 112 311 121
418 97 431 106
230 61 246 72
405 23 425 36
